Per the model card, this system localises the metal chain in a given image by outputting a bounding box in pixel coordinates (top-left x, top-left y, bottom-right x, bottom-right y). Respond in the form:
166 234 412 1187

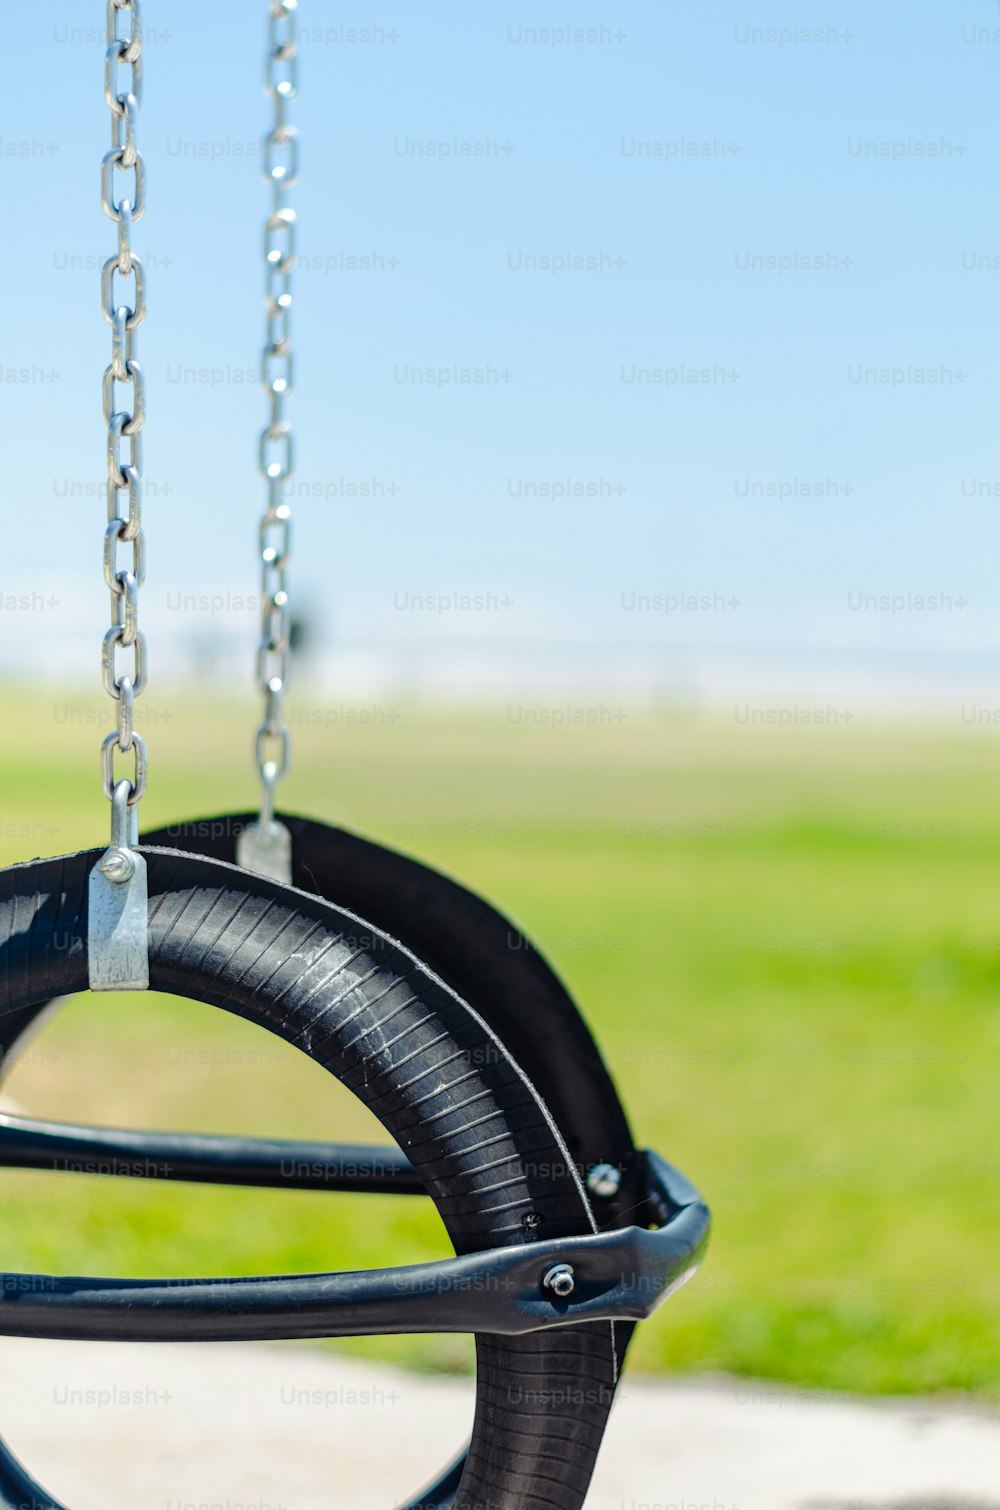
100 0 148 831
253 0 299 826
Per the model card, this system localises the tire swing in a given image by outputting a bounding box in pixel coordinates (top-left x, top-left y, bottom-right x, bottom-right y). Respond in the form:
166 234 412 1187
0 6 711 1509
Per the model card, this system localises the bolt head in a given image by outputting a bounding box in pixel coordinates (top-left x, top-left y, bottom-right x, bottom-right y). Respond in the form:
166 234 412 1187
587 1163 622 1199
99 847 135 884
542 1263 576 1299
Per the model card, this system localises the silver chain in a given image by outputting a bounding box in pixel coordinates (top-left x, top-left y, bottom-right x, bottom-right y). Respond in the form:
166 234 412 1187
253 0 299 826
100 0 148 831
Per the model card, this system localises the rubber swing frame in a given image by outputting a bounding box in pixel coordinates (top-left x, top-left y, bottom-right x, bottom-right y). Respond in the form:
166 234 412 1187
0 845 635 1510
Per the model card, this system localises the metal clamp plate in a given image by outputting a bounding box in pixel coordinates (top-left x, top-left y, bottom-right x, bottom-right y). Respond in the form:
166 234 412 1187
236 819 292 883
87 782 149 992
88 848 149 992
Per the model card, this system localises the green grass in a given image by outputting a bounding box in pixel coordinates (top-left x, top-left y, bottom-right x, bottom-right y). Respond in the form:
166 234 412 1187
1 688 999 1394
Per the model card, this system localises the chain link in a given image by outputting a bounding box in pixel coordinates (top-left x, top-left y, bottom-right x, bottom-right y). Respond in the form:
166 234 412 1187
101 0 147 814
253 0 299 825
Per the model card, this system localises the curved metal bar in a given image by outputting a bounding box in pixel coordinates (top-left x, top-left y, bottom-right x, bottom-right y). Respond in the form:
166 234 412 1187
0 1155 708 1345
0 1114 422 1194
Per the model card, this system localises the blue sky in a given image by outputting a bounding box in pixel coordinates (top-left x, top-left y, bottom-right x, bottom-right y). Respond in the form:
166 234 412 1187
2 2 1000 705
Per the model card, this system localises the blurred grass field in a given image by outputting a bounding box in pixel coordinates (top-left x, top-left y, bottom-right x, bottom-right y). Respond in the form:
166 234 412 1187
1 687 999 1397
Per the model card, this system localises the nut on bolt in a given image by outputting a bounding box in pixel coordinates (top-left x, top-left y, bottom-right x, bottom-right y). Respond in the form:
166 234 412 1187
587 1163 622 1199
99 847 136 884
542 1263 576 1299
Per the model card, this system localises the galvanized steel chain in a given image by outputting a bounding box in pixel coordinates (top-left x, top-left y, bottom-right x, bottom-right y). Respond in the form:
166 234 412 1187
253 0 299 826
101 0 148 834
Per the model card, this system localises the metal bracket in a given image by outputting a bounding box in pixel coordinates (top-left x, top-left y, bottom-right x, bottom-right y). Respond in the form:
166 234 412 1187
236 818 292 884
87 782 149 992
0 1151 709 1344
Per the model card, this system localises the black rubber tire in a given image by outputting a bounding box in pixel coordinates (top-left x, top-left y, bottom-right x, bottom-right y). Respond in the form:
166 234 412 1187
0 850 619 1510
140 812 645 1230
